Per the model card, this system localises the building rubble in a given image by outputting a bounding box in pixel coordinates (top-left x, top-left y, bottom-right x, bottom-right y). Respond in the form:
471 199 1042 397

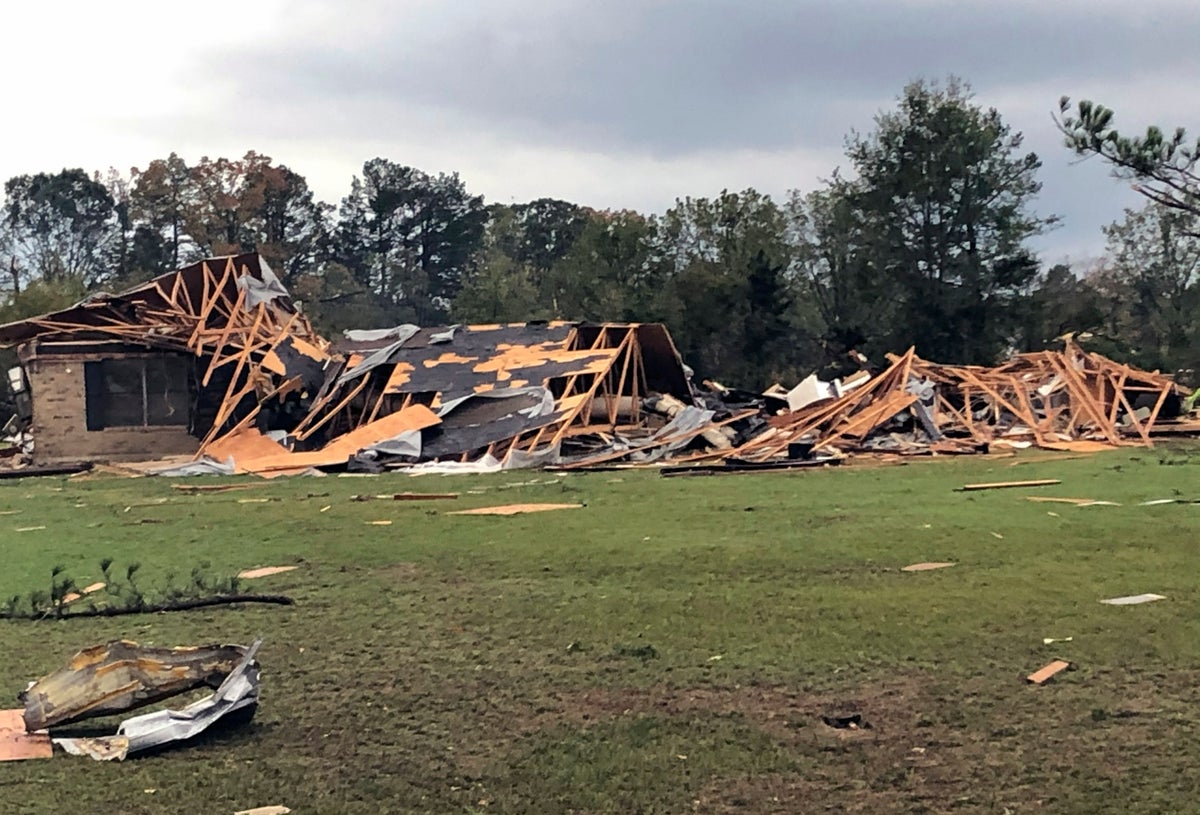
722 344 1200 465
0 252 1196 477
2 640 261 762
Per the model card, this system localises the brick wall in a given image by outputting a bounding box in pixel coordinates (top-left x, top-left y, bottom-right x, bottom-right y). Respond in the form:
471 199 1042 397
24 352 199 463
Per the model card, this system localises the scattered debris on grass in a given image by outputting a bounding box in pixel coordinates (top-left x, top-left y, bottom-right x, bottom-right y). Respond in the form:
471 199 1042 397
234 807 291 815
61 582 105 604
1100 593 1166 606
22 640 253 730
958 479 1062 491
171 483 264 494
1027 660 1072 685
447 503 584 516
821 713 870 730
901 562 955 572
1043 637 1074 645
51 640 263 761
1026 496 1099 505
237 566 300 580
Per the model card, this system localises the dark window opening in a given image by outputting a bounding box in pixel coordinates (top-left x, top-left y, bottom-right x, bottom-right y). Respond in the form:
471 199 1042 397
84 358 191 430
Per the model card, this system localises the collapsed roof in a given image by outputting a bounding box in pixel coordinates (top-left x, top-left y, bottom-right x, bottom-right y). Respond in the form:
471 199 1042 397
726 344 1198 463
0 254 732 474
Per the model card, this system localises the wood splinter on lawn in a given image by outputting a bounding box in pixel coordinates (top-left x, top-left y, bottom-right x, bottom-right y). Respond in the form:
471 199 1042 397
237 566 299 580
958 479 1062 492
1027 659 1072 685
901 562 955 572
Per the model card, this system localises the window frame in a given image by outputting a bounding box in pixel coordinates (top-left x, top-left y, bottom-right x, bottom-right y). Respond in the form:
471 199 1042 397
83 356 192 431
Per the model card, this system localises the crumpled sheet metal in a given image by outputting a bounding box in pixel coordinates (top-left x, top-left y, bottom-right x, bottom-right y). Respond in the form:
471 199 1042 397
55 640 261 761
20 640 249 731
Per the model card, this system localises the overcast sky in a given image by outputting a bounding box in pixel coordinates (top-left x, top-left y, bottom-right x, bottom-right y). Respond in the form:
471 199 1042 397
4 0 1199 263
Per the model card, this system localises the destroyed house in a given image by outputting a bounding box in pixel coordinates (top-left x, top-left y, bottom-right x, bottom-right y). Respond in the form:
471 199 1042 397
0 253 714 473
0 254 330 464
202 320 705 475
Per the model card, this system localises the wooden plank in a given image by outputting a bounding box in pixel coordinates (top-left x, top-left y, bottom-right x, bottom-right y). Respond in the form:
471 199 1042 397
293 372 371 441
1026 660 1071 685
959 479 1062 491
188 260 223 352
1024 496 1100 504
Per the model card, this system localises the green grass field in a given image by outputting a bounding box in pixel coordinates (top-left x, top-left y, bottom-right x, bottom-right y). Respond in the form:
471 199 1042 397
1 447 1199 814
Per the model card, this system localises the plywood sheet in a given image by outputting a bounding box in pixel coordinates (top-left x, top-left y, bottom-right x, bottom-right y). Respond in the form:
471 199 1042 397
229 404 441 475
1026 660 1071 685
447 503 583 516
0 709 52 761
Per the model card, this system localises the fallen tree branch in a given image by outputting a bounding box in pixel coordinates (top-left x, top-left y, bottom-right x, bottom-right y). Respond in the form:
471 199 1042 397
1 594 294 620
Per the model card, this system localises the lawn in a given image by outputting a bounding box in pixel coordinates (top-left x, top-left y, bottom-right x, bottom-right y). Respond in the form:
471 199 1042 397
1 446 1199 814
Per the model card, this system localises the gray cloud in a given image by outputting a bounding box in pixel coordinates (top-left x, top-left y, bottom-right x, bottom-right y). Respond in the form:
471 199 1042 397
156 0 1200 257
230 0 1200 153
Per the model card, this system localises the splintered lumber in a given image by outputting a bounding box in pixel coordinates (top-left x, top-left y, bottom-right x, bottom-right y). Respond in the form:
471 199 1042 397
959 479 1062 491
1027 660 1071 685
728 338 1190 465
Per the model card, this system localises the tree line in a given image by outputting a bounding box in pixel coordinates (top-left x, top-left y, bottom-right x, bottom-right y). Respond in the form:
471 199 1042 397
2 78 1198 389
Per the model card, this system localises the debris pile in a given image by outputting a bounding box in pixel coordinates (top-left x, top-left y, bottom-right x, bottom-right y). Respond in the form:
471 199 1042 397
729 344 1197 464
0 252 1196 476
